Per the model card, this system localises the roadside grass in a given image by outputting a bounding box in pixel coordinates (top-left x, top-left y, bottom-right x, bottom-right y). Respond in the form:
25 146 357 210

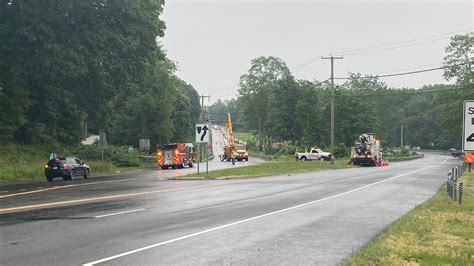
343 170 474 265
175 157 350 180
0 144 47 181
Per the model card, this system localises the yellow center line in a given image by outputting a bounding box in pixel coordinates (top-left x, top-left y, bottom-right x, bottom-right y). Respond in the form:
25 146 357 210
0 181 245 213
0 177 152 199
0 185 75 199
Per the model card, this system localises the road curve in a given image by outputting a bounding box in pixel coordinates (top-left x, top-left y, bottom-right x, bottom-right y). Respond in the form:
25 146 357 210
0 154 459 265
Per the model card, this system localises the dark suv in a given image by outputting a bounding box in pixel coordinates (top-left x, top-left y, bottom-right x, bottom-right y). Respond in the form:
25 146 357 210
45 156 91 182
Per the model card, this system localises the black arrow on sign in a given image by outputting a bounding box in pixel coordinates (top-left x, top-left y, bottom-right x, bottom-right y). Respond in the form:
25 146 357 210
199 125 209 141
467 133 474 142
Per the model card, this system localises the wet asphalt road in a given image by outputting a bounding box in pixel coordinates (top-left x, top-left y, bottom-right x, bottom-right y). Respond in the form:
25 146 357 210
0 153 458 265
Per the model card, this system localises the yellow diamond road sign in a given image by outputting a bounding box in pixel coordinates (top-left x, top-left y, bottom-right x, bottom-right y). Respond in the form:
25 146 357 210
463 100 474 152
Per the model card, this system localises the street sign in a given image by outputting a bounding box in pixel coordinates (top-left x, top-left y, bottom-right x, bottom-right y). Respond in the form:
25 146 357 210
98 132 107 150
196 124 210 143
463 100 474 151
139 139 150 153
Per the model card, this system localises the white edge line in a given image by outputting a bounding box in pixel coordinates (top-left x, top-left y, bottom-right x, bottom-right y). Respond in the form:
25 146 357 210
83 159 446 266
94 208 146 218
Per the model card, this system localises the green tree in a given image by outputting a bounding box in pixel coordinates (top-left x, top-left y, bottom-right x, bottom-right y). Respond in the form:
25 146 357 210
443 33 473 85
0 79 29 141
295 80 327 146
267 76 302 142
0 0 168 144
109 59 175 146
238 56 292 149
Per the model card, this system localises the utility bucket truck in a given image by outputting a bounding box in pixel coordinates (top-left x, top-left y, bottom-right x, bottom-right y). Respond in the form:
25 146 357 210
349 133 388 166
220 113 249 161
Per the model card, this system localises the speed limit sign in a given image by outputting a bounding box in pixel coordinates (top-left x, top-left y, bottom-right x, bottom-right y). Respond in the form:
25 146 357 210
463 100 474 151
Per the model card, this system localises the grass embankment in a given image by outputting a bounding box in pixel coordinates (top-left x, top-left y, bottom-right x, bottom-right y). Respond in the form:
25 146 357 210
175 158 350 180
344 170 474 265
0 144 152 182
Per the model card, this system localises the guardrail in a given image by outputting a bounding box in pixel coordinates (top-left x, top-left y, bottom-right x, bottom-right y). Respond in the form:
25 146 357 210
446 162 473 204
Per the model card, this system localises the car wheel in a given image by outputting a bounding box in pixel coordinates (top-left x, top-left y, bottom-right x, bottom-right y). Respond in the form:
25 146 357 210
320 157 325 161
161 166 167 170
301 156 307 161
46 175 53 182
188 163 193 168
64 170 74 181
84 169 90 179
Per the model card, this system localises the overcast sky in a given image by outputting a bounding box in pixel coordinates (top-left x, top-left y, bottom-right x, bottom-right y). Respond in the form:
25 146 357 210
160 0 473 103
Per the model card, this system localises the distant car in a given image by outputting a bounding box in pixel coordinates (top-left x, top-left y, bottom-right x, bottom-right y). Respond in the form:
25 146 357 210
45 156 90 182
448 148 464 158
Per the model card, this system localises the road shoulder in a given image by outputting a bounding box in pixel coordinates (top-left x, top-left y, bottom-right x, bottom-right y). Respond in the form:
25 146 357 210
342 166 474 265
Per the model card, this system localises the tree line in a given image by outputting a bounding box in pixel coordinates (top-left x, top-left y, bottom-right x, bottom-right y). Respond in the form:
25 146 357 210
0 0 200 148
210 34 473 152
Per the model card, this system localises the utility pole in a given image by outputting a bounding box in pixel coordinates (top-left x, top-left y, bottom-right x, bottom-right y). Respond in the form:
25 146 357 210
83 112 88 139
401 125 404 147
200 95 210 122
321 54 343 165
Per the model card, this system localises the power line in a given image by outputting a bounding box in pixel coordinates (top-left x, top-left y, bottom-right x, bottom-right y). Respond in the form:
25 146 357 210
292 57 321 72
290 29 471 72
335 62 471 80
370 61 443 75
334 86 472 98
337 30 469 55
334 66 445 79
343 37 450 56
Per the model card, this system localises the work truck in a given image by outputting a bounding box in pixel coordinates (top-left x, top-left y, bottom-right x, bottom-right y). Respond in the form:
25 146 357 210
220 113 249 162
157 143 195 169
295 148 332 161
349 133 388 166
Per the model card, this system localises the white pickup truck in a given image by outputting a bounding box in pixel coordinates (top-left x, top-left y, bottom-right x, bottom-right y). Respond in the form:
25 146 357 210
295 148 332 161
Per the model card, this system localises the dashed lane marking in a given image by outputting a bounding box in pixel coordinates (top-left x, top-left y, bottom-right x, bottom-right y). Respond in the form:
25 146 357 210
94 209 146 218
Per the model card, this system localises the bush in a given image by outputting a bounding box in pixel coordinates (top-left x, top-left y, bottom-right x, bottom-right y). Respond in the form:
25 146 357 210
71 145 103 161
71 145 139 167
334 143 350 158
386 147 411 158
106 146 140 167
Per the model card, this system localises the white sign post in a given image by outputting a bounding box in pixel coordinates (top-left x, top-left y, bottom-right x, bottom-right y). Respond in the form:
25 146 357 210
196 124 210 175
463 100 474 152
